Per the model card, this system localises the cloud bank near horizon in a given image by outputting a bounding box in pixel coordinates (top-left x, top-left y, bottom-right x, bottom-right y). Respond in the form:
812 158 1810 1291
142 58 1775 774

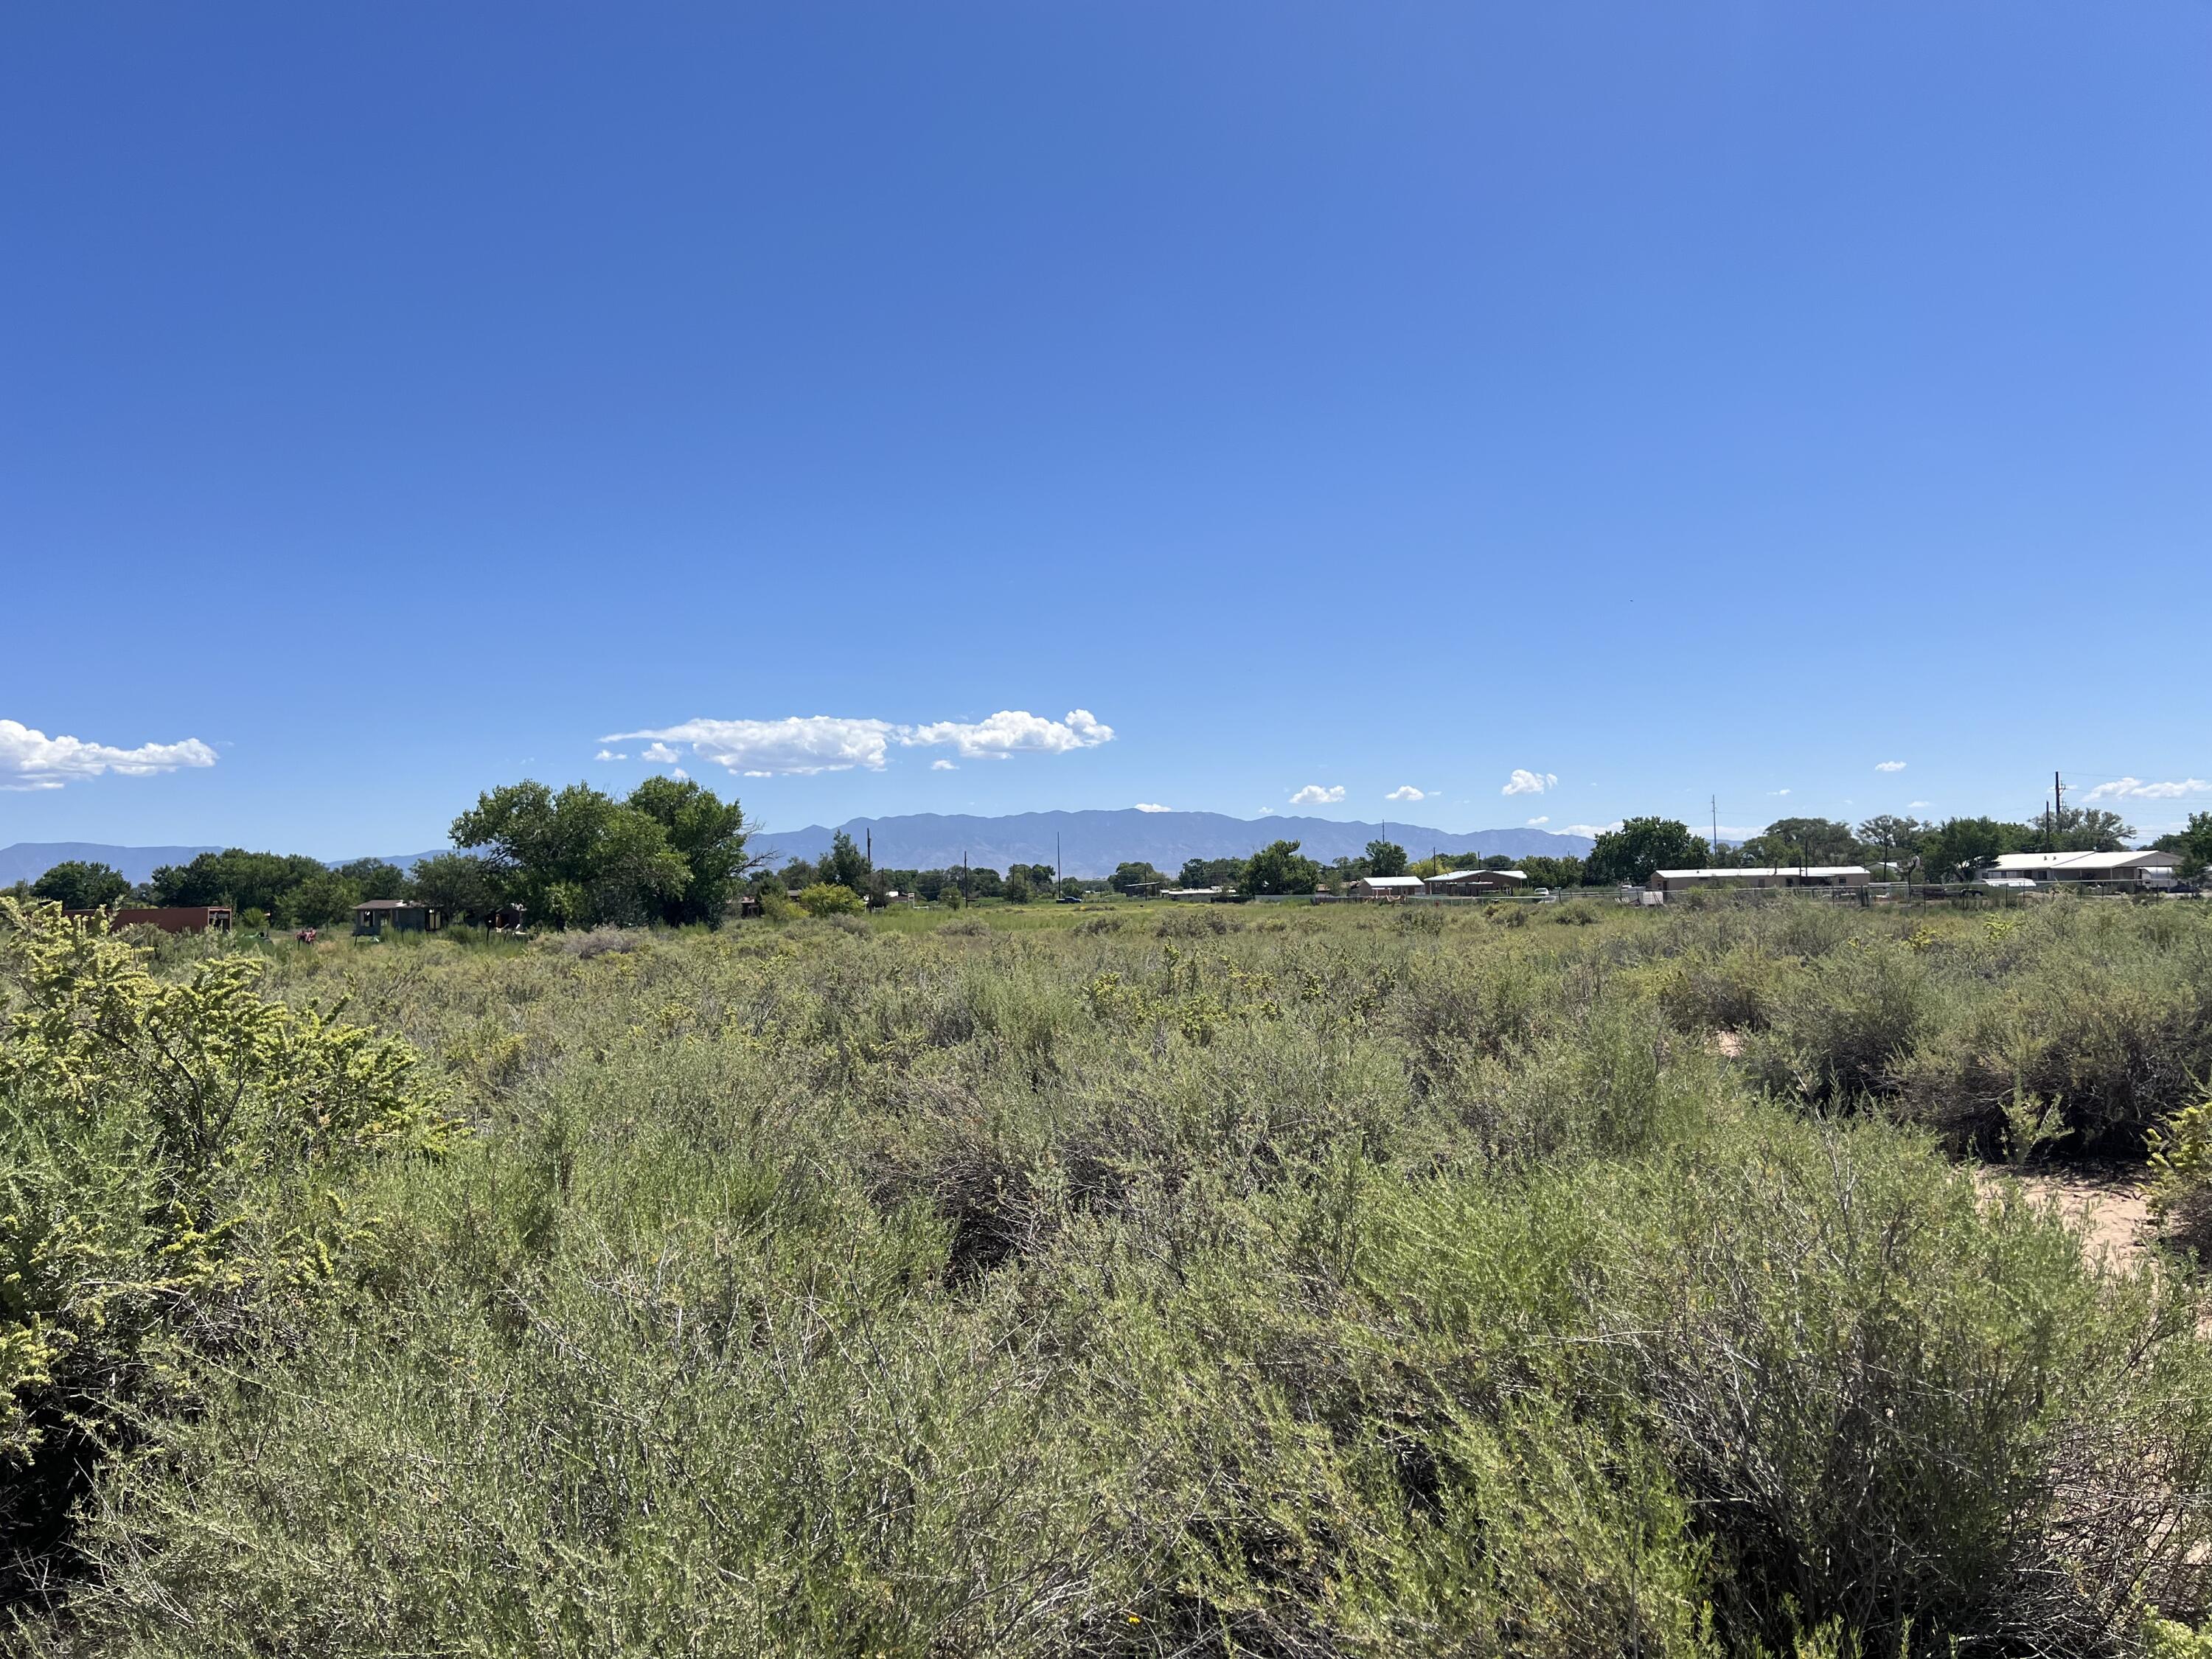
605 710 1114 776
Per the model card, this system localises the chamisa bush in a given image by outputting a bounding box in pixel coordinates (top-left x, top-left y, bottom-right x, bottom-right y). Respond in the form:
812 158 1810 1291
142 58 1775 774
0 900 456 1604
6 895 2212 1655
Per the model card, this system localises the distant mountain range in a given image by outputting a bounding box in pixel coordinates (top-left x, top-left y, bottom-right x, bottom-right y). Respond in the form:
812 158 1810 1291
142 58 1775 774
0 843 225 886
750 810 1594 880
4 814 1593 890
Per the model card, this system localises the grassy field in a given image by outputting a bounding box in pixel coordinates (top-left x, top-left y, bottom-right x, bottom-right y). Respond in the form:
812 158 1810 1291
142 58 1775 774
8 895 2212 1656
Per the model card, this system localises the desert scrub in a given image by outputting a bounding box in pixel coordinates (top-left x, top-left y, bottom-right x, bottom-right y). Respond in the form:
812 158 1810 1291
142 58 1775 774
14 898 2212 1655
0 900 456 1599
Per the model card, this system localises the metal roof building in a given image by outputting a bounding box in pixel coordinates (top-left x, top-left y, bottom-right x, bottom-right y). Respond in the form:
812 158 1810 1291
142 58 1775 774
1346 874 1429 900
1648 866 1870 893
1984 850 2178 883
1425 869 1529 893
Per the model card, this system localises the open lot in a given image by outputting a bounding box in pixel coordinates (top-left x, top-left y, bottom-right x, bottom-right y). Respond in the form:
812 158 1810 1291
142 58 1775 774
9 896 2212 1655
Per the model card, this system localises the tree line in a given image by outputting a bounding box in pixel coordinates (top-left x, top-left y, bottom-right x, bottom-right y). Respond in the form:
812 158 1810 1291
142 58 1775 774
1569 804 2205 888
9 777 754 931
18 789 2205 928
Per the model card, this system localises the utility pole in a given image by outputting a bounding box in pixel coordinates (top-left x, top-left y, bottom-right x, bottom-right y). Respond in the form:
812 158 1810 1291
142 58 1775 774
1056 832 1062 888
2053 771 2065 848
1711 795 1719 863
961 851 970 905
865 827 872 870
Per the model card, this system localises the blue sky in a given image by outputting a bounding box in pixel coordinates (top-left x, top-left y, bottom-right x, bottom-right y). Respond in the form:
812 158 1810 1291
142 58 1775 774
6 3 2208 855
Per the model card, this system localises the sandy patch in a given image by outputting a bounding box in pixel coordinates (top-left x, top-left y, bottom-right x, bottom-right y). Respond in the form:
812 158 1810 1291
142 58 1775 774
1975 1161 2155 1270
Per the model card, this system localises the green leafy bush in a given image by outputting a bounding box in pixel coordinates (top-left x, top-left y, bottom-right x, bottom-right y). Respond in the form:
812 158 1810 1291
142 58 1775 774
796 881 866 918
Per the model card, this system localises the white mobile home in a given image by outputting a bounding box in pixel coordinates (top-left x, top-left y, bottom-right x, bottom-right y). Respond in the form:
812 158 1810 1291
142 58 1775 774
1647 866 1870 895
1981 850 2177 887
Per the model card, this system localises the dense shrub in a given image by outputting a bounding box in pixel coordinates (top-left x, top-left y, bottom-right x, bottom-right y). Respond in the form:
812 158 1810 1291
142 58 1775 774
796 882 866 918
1745 939 1933 1105
0 902 455 1599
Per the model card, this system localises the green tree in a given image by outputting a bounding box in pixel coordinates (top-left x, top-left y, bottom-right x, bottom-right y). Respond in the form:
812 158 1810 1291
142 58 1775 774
2153 812 2212 880
1003 876 1034 905
1363 840 1408 878
1857 815 1933 874
1920 817 2037 882
406 853 508 922
625 776 751 925
1178 857 1245 890
280 871 362 930
29 860 130 911
1584 818 1709 886
1056 877 1085 901
1108 861 1167 894
1518 855 1586 890
2050 805 2135 852
333 859 409 902
1739 818 1865 869
819 831 871 894
150 849 327 915
1242 839 1321 896
451 782 689 929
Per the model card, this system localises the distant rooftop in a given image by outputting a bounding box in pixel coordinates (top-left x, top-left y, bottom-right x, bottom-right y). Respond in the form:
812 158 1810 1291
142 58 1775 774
1651 866 1870 881
1989 850 2174 872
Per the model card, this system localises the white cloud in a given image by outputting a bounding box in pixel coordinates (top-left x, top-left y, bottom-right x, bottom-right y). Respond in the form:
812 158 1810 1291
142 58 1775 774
1875 760 1907 773
594 748 628 762
1526 816 1549 827
903 708 1113 759
2081 776 2212 801
1290 784 1346 806
0 718 217 792
670 768 688 781
1134 801 1170 813
639 742 680 765
1501 769 1557 796
930 759 957 771
1908 801 1933 810
1564 821 1624 838
606 709 1113 776
1770 787 1792 796
1385 785 1427 802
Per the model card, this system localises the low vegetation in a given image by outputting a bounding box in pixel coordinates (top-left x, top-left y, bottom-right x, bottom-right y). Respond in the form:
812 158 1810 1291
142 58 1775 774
5 892 2212 1655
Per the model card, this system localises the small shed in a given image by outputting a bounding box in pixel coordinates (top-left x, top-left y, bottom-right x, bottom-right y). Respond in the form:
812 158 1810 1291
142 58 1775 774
1347 874 1427 901
352 898 446 936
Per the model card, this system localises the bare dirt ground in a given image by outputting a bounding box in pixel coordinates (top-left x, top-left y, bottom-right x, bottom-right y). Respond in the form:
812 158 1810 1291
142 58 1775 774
1975 1161 2157 1270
